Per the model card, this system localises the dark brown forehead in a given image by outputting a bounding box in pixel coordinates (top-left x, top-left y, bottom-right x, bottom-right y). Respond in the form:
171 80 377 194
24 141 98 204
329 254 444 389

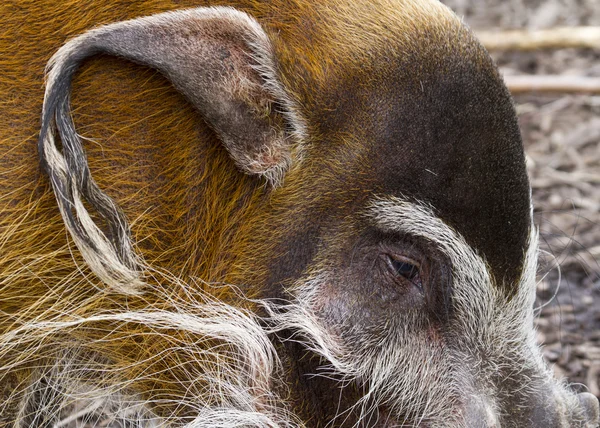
261 0 531 291
379 72 530 289
311 47 531 291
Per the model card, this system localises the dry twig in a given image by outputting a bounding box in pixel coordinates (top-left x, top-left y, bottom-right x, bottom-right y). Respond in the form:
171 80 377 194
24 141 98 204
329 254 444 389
478 27 600 51
502 75 600 94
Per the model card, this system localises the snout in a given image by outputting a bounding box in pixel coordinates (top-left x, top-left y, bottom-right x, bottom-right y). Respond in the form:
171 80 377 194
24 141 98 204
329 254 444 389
526 389 600 428
465 390 599 427
577 392 600 427
528 391 599 427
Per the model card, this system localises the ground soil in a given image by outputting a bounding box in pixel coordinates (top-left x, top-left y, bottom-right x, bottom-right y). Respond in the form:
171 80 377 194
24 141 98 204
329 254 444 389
443 0 600 400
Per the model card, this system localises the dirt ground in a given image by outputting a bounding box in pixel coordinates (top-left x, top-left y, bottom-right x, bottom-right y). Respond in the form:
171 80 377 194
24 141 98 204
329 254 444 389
443 0 600 400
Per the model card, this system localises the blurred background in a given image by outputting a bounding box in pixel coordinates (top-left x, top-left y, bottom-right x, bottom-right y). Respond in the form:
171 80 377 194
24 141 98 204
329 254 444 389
442 0 600 400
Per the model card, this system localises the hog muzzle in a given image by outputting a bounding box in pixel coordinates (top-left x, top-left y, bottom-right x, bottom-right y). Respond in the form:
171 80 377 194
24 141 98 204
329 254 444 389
577 392 600 427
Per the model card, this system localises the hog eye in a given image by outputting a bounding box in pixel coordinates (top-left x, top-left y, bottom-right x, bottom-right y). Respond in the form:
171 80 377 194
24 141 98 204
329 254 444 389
386 255 423 290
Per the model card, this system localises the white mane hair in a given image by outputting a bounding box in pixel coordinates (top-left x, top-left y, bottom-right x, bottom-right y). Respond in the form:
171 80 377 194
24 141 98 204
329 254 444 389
1 196 560 428
0 268 300 428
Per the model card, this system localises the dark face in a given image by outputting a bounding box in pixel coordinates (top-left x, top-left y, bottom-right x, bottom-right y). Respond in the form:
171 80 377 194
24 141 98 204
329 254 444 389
255 41 599 427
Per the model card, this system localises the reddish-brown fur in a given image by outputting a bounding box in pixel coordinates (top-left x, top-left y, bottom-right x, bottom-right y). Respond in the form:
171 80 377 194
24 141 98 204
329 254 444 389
5 1 588 426
0 0 463 321
1 2 268 421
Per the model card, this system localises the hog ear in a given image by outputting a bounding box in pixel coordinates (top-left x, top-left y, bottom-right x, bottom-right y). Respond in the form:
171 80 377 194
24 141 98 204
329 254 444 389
38 7 306 293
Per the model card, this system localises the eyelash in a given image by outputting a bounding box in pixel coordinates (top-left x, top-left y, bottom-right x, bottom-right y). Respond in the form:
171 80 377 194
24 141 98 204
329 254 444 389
385 255 424 292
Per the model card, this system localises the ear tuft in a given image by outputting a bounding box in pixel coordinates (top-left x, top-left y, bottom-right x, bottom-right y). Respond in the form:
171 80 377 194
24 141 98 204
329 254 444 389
38 7 306 291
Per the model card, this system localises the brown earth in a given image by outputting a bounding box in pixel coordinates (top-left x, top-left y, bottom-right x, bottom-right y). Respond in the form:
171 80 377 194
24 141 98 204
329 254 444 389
443 0 600 400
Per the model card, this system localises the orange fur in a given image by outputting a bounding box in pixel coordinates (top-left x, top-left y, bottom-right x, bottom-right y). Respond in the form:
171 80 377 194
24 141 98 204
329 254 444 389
0 0 490 424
